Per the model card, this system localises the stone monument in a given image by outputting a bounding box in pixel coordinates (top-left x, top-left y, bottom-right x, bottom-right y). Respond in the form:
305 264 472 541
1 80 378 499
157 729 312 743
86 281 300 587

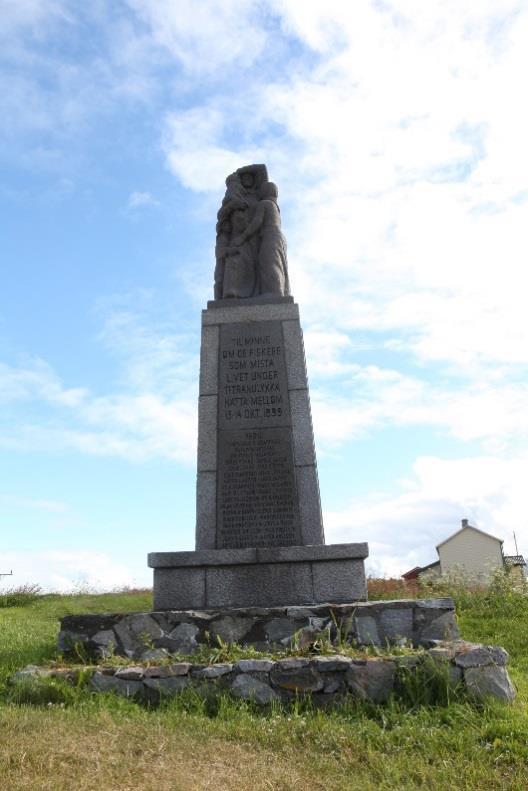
149 165 368 609
55 166 513 708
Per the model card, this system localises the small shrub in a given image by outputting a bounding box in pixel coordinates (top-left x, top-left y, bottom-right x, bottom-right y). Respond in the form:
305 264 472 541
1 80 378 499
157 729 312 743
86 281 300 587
0 584 42 608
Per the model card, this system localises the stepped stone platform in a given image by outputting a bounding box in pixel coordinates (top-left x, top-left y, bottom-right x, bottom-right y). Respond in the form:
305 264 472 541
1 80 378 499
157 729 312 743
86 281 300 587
59 597 459 659
54 596 515 706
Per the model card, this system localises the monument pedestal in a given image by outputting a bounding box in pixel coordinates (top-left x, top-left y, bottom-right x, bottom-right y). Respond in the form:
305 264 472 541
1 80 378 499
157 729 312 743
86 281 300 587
151 296 368 610
149 543 368 610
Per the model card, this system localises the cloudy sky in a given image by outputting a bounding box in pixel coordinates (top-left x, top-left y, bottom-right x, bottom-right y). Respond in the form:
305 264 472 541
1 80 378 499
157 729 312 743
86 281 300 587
2 0 528 590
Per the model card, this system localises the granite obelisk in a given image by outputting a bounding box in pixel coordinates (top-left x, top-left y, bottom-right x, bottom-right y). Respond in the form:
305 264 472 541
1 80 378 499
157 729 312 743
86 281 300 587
196 296 324 551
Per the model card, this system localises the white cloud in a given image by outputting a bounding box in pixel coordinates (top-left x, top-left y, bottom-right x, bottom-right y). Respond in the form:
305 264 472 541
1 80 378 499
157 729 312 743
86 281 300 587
78 393 197 462
127 190 159 208
325 453 528 576
302 329 356 377
270 0 346 52
0 549 140 592
156 1 528 379
0 4 157 145
126 0 268 74
96 298 199 396
0 360 87 406
0 0 69 37
309 363 528 453
0 493 68 513
0 304 198 464
163 108 261 192
0 407 195 464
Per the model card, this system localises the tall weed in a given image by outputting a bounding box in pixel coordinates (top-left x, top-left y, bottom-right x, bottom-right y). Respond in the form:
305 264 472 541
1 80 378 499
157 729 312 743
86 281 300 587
419 566 528 615
0 584 42 608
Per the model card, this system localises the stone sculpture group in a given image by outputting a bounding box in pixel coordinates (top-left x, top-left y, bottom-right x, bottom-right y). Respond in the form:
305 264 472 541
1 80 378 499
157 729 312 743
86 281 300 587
214 164 290 300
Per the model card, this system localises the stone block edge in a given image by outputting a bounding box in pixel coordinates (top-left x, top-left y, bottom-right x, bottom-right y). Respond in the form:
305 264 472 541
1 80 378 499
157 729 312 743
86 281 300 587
148 542 369 568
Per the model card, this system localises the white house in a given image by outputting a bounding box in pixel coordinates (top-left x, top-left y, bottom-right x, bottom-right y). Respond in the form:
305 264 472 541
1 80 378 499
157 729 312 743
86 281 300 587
436 519 504 579
403 519 526 582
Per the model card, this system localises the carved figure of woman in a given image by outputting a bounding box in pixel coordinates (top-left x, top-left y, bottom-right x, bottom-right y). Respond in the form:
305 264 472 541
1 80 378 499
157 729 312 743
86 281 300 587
231 182 290 297
221 208 257 298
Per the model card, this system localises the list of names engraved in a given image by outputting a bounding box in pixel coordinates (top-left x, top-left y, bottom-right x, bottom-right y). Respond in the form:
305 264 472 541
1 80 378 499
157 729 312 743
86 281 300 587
217 428 301 549
218 320 290 430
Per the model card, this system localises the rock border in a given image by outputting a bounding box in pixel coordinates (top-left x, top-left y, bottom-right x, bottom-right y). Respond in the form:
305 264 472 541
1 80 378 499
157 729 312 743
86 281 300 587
58 598 459 660
11 641 515 706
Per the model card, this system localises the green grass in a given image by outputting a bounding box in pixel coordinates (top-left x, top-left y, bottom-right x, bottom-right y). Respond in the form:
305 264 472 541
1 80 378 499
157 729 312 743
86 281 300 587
0 588 152 686
1 582 528 790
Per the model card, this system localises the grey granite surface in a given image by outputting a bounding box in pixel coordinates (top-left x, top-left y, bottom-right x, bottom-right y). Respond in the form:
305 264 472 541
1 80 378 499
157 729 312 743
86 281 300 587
199 324 219 396
289 388 316 466
150 549 368 609
282 319 308 390
208 296 294 309
196 395 217 472
195 471 216 550
295 464 325 545
149 543 368 568
202 302 299 325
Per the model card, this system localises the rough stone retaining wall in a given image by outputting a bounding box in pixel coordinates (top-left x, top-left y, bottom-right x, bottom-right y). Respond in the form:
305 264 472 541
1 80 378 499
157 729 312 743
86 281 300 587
13 641 515 705
59 598 459 660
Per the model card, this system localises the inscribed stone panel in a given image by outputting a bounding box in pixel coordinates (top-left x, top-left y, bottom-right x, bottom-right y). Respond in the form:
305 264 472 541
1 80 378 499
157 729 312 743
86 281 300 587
217 427 301 549
218 320 290 430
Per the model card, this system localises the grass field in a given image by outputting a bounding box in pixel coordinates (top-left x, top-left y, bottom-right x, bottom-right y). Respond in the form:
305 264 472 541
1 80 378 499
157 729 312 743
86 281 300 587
0 579 527 790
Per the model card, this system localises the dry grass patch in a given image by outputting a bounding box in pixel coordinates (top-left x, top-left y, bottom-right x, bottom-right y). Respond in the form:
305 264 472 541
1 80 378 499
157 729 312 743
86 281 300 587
2 701 528 791
0 706 324 791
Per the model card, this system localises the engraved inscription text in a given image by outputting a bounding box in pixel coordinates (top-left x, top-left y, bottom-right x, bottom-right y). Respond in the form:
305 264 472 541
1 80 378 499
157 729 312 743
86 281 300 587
217 428 301 549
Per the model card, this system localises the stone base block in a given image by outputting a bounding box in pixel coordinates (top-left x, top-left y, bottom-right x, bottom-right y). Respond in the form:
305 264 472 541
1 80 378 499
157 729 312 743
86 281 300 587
148 543 368 610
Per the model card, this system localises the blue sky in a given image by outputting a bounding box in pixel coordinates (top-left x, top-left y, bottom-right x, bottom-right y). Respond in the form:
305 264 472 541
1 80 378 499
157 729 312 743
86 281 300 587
2 0 528 590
